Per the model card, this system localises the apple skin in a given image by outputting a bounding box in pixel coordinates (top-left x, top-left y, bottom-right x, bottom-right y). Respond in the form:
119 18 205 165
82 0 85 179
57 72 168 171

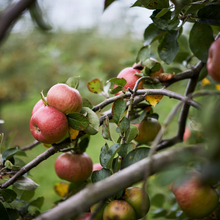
31 99 46 116
30 106 68 144
47 83 83 114
90 202 108 220
115 67 143 95
76 212 94 220
54 152 93 183
149 58 164 79
103 200 136 220
93 163 103 171
207 38 220 83
134 117 161 144
172 171 219 219
183 126 191 141
123 187 150 219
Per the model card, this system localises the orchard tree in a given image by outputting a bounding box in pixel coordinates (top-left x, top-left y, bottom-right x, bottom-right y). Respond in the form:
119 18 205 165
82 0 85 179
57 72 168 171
1 0 220 220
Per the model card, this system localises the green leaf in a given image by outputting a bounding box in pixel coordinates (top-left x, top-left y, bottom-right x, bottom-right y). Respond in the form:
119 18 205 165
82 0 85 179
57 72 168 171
130 111 147 124
132 0 169 9
2 147 24 162
156 8 170 18
121 147 150 169
119 117 130 135
108 78 127 87
172 0 192 17
189 22 214 62
151 10 180 30
100 143 121 169
0 201 9 220
6 209 19 220
125 124 139 143
80 107 99 135
136 45 151 63
198 4 220 26
28 196 44 209
4 160 19 169
151 193 165 207
91 169 112 182
102 116 113 141
87 78 103 94
104 0 116 11
112 98 127 125
0 189 17 203
66 76 80 89
82 98 93 109
67 113 89 131
118 143 135 158
144 23 164 46
78 135 90 153
13 177 39 191
158 30 179 64
12 186 35 201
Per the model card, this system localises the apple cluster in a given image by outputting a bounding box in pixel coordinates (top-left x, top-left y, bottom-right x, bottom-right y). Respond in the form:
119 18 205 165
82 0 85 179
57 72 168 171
88 186 150 220
30 83 83 144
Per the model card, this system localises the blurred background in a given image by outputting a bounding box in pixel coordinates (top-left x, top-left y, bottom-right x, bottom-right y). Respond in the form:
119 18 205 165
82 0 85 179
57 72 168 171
0 0 188 213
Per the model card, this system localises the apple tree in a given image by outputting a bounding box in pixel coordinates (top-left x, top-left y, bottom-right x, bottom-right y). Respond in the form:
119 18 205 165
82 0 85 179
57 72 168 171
1 0 220 220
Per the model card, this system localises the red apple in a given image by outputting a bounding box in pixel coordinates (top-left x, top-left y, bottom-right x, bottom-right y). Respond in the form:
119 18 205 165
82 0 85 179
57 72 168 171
207 38 220 83
114 67 143 95
183 126 191 141
172 171 219 219
76 212 94 220
31 99 46 116
134 117 161 145
47 83 83 114
122 187 150 219
103 200 136 220
30 106 68 144
93 163 103 171
54 152 93 183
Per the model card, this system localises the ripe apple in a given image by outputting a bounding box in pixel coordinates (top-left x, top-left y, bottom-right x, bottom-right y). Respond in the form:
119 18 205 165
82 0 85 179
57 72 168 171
54 152 93 183
47 83 83 114
134 117 161 144
30 106 68 144
93 163 103 171
172 171 219 219
31 99 46 116
183 126 191 141
103 200 136 220
122 187 150 219
149 58 164 79
207 38 220 83
114 67 143 95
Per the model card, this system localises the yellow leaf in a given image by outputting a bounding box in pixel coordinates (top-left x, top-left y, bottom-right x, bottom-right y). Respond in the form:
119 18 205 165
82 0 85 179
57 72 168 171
68 126 79 141
145 95 163 107
54 182 69 198
201 78 211 86
216 84 220 91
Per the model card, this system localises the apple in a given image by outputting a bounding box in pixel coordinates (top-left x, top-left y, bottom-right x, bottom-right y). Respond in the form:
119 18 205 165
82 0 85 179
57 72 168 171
122 187 150 219
114 67 143 95
183 126 191 141
207 38 220 83
90 202 108 220
76 212 94 220
103 200 136 220
172 171 219 219
134 117 161 145
47 83 83 114
93 163 103 171
31 99 46 116
54 152 93 183
149 58 164 79
30 106 68 144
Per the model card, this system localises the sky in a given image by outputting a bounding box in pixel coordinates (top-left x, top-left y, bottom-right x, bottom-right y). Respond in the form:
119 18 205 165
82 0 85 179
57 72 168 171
13 0 152 38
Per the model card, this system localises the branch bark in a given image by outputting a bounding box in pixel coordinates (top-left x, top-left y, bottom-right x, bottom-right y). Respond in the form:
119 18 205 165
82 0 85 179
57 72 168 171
35 145 205 220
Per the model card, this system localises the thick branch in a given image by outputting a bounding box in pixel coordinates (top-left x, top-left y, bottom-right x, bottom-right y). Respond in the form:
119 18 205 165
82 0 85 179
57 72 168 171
0 0 35 43
35 145 205 220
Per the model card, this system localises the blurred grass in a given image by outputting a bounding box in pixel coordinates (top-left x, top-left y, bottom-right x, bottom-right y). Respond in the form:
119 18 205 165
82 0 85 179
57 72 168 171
1 29 189 214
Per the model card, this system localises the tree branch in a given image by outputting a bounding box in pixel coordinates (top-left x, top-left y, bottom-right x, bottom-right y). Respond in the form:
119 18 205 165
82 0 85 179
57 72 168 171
35 145 206 220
